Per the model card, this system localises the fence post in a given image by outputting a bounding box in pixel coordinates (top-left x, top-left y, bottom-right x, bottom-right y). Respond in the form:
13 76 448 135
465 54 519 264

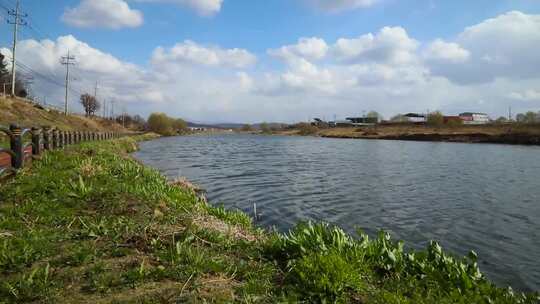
9 124 24 169
52 129 58 149
43 126 52 150
60 131 65 148
31 127 42 155
68 132 73 145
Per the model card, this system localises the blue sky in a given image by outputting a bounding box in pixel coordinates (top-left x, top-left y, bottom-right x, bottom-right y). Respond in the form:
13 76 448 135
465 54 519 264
3 0 539 64
1 0 540 122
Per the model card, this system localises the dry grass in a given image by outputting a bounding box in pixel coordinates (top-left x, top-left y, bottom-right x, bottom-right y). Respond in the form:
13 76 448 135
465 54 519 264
320 124 540 138
192 214 259 242
0 97 130 132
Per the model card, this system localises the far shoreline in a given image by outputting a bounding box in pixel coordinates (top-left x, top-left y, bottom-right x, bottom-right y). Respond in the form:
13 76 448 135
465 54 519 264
258 124 540 146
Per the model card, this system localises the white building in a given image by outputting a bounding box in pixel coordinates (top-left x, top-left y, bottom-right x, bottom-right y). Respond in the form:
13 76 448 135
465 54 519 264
403 113 427 123
459 112 489 125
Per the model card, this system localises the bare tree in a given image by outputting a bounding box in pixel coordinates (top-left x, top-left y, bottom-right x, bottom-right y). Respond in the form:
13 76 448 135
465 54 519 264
80 93 100 117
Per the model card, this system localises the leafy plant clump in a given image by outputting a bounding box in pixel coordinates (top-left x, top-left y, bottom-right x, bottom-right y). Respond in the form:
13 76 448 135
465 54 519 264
265 222 539 303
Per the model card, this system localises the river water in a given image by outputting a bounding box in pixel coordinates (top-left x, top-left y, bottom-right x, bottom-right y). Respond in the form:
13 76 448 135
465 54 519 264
133 134 540 292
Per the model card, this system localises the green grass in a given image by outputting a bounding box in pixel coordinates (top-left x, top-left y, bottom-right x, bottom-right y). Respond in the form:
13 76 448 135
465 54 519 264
0 136 538 303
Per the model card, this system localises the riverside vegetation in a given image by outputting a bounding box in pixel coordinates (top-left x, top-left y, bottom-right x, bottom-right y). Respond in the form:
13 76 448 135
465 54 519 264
0 135 538 303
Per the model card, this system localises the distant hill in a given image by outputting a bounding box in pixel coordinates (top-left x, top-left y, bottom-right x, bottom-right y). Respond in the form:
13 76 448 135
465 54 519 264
186 122 245 129
252 123 289 130
186 121 289 130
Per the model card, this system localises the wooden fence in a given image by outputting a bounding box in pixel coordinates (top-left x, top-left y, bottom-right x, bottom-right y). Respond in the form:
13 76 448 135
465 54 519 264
0 124 121 178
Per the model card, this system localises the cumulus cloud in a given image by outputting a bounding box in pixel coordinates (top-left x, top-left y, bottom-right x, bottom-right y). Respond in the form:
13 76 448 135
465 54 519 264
333 27 419 65
264 26 424 96
6 11 540 123
135 0 223 16
8 35 159 108
428 11 540 84
268 37 329 62
255 11 540 119
62 0 143 29
151 40 256 69
423 39 470 63
305 0 381 12
3 35 259 122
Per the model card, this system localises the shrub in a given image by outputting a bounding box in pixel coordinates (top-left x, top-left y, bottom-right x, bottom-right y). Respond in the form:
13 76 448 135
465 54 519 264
241 124 254 132
147 113 188 136
446 118 463 128
259 122 271 134
427 111 444 127
296 123 318 136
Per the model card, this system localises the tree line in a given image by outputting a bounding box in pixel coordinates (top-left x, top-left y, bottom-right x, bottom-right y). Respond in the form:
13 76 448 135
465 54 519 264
147 113 188 135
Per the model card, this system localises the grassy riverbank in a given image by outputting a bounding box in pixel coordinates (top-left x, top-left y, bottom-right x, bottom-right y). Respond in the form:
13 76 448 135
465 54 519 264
0 136 538 303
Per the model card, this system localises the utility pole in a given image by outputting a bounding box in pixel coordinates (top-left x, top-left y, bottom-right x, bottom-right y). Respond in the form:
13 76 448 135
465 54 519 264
8 0 27 97
508 106 512 121
103 99 107 118
94 81 100 117
111 99 115 120
61 51 76 115
122 106 127 128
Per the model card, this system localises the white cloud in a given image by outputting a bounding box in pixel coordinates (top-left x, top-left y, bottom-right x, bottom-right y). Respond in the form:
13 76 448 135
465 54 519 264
2 35 259 122
268 37 328 62
8 35 157 106
62 0 143 29
333 27 419 65
429 11 540 84
262 27 425 97
305 0 381 12
5 11 540 123
237 72 254 91
509 89 540 102
135 0 223 16
152 40 256 69
423 39 470 63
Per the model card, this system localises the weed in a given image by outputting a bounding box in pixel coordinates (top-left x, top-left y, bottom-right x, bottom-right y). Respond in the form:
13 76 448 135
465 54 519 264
0 264 53 303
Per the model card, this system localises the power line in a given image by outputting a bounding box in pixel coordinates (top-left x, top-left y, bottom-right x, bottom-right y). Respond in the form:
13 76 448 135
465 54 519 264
3 53 83 97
